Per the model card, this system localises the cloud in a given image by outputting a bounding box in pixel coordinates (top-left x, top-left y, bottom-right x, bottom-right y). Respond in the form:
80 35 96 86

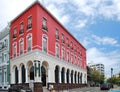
87 47 120 77
92 34 120 46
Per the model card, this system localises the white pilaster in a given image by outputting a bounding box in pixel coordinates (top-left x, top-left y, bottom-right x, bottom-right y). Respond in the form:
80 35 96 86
25 67 28 83
18 69 21 83
59 70 61 83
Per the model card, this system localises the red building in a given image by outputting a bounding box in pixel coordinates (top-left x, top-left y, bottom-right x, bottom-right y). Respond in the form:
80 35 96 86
10 1 87 92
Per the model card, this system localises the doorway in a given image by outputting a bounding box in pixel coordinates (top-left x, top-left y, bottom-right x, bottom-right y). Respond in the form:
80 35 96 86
41 66 46 86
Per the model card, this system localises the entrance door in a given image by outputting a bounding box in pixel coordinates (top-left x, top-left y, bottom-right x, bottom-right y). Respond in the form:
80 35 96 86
41 66 46 86
30 66 34 80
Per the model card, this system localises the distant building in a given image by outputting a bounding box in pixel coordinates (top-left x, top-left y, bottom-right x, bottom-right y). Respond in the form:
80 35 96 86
9 1 87 92
0 26 10 89
88 63 104 75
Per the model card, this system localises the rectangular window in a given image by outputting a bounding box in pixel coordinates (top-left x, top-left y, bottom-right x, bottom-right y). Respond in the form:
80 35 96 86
42 17 48 31
62 33 65 43
20 39 24 55
13 44 17 57
66 38 69 47
56 28 59 40
66 51 69 62
56 44 59 57
19 22 24 35
43 37 47 52
62 48 65 60
0 70 2 83
13 27 17 38
27 16 32 30
27 35 32 52
2 53 4 62
70 41 73 49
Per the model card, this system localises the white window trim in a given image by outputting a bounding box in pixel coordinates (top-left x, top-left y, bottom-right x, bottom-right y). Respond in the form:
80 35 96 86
12 42 17 58
19 38 24 55
55 43 60 58
42 34 48 53
26 33 32 52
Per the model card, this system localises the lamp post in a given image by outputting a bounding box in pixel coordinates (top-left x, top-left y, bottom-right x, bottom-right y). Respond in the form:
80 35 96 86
111 68 113 78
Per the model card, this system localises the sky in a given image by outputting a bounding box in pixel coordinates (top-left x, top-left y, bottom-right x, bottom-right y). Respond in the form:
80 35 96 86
0 0 120 78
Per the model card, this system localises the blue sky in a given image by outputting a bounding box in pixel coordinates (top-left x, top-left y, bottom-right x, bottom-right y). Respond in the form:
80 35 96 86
0 0 120 78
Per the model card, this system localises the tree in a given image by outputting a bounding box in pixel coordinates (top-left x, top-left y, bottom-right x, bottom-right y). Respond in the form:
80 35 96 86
90 67 105 84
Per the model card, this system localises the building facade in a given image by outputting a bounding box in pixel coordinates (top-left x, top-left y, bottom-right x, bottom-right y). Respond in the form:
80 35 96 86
0 26 10 89
10 1 87 91
89 63 104 75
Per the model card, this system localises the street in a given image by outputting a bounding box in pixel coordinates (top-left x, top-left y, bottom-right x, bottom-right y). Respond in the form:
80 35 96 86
0 87 109 92
58 87 109 92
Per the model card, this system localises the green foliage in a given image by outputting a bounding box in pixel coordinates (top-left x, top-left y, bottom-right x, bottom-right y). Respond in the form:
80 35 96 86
90 67 105 84
107 77 120 84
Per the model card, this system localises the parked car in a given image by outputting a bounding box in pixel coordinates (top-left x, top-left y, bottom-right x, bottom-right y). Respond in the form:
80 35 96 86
100 83 111 90
8 85 32 92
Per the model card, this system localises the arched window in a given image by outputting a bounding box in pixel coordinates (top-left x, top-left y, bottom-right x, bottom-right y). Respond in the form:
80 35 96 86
41 66 46 86
78 73 80 84
42 35 48 53
61 67 65 83
30 66 34 80
75 72 77 83
66 69 69 83
19 38 24 55
13 42 17 58
21 65 26 83
71 70 73 84
55 66 59 83
27 34 32 52
80 73 83 84
15 67 18 84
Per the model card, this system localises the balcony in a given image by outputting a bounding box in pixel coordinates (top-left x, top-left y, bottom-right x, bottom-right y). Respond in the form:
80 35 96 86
42 25 48 32
13 34 17 39
19 29 24 35
27 24 32 30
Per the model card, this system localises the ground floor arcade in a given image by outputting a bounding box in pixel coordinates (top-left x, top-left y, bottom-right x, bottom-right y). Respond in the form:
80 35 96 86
10 51 87 91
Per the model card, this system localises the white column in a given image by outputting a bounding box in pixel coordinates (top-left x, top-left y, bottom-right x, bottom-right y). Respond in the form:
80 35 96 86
59 70 61 83
64 71 66 83
69 72 71 83
11 70 15 84
73 72 74 83
25 67 28 83
76 73 78 84
18 69 21 83
48 68 51 82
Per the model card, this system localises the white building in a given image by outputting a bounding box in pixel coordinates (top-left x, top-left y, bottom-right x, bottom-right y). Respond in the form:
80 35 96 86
0 26 10 89
88 63 104 75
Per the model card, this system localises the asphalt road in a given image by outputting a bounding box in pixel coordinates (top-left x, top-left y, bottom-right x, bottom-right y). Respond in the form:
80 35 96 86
65 87 109 92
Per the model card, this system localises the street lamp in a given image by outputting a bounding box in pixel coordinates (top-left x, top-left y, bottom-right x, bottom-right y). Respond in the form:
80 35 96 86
111 68 113 78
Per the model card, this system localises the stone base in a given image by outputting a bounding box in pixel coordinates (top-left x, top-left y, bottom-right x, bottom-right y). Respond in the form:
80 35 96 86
47 83 87 91
34 82 43 92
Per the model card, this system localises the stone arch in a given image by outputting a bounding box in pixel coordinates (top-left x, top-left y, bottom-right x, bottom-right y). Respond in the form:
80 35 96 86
55 65 60 83
27 61 34 81
66 69 70 83
41 61 49 86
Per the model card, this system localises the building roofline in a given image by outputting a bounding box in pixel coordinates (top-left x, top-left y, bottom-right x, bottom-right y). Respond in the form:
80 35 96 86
10 0 86 50
0 27 9 40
